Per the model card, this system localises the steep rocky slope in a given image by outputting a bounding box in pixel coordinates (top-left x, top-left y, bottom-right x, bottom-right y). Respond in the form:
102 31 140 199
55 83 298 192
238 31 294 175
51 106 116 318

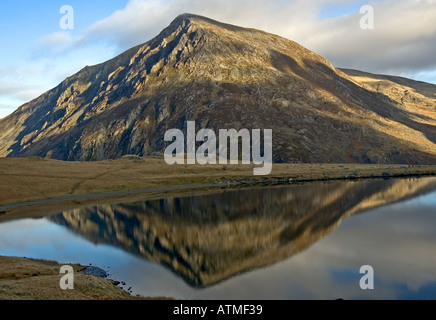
0 14 435 163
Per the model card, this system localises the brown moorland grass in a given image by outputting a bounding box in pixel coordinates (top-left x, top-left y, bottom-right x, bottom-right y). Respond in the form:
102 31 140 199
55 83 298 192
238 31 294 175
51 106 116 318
0 256 155 300
1 156 436 221
1 156 436 205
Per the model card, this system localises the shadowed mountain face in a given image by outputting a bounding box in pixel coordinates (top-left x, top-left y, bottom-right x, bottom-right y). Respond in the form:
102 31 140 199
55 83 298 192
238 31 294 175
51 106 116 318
50 177 436 288
0 14 436 163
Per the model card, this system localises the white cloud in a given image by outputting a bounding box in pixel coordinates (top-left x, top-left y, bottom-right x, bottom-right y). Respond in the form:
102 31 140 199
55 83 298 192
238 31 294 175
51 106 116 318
0 82 43 101
33 31 74 57
0 104 13 111
304 0 436 74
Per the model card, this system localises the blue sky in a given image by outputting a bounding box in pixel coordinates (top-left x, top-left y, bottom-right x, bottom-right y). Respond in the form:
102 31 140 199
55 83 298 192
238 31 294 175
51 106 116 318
318 1 368 19
0 1 125 62
0 1 129 117
1 0 435 118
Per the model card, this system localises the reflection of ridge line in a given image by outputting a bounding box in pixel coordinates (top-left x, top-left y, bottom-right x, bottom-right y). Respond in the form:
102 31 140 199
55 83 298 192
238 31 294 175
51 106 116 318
49 177 436 288
0 183 217 210
346 178 436 217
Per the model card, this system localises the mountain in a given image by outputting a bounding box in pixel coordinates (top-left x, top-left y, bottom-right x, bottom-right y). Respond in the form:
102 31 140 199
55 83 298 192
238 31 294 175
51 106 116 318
50 177 436 287
0 13 435 163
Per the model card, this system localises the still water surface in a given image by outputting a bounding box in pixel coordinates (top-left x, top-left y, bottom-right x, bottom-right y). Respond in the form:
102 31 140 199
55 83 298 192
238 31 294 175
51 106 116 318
1 177 436 299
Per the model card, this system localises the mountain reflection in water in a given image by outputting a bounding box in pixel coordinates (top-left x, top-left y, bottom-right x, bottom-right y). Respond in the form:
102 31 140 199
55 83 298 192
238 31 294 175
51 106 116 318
50 177 436 288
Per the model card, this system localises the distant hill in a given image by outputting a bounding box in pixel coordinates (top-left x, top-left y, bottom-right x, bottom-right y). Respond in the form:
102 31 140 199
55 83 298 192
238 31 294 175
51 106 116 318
0 13 435 164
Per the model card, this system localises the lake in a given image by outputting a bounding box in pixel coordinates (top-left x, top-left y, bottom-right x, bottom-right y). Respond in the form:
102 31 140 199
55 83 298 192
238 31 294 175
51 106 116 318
1 177 436 300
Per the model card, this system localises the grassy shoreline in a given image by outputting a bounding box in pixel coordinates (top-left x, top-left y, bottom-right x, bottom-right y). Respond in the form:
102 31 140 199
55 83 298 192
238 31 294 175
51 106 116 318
0 255 160 300
1 156 436 221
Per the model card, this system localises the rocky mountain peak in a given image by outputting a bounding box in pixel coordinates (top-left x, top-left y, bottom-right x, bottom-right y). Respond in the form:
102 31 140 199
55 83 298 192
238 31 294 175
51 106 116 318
0 14 435 163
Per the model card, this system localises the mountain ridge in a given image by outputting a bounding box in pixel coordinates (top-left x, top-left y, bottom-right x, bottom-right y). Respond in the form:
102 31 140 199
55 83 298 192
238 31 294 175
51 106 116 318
0 13 435 164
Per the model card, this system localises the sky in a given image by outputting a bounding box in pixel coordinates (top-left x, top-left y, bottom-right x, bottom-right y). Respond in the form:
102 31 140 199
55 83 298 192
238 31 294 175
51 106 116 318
0 0 435 118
